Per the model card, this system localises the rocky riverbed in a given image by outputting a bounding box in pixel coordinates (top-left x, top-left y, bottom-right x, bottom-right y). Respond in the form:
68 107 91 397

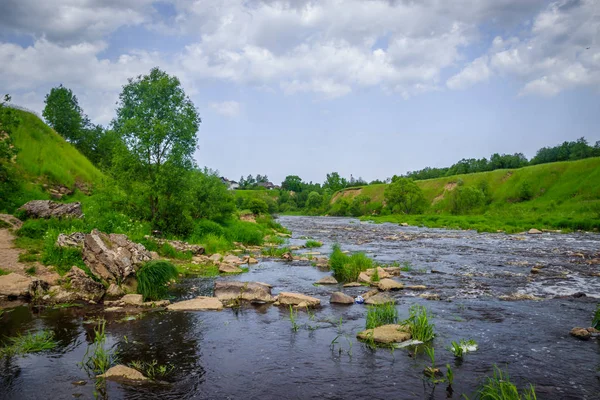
1 216 599 399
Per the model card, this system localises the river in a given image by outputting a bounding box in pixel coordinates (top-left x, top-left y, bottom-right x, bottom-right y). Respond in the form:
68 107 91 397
1 216 599 399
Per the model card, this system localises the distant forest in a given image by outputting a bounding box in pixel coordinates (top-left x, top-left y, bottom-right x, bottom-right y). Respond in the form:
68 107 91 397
404 137 600 181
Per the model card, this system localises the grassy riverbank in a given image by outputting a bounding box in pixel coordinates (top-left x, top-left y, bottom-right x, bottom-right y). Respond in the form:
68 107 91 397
340 157 600 233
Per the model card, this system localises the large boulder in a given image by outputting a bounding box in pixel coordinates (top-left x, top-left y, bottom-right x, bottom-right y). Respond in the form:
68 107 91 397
218 263 243 274
98 365 148 381
167 296 223 311
0 273 33 297
83 229 152 283
18 200 83 219
277 292 320 307
330 292 354 304
357 324 411 344
65 266 105 302
365 267 391 280
214 281 275 303
365 293 395 305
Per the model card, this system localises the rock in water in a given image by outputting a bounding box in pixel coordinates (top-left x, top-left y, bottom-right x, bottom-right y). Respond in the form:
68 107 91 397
218 263 243 274
83 229 152 283
0 273 33 298
330 292 354 304
528 228 542 235
570 327 591 340
377 278 404 291
357 324 411 344
277 292 320 307
365 293 395 305
214 281 275 303
167 296 223 311
121 294 144 306
18 200 83 219
65 266 105 302
97 365 148 381
315 276 338 285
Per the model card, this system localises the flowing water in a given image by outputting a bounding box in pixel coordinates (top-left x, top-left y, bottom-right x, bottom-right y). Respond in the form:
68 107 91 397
1 216 599 399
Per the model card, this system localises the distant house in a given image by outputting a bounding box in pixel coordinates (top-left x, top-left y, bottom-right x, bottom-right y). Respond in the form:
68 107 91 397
257 182 277 190
220 177 239 190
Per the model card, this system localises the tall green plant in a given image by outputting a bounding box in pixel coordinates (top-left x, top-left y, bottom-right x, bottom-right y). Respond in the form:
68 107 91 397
329 244 373 282
136 260 178 301
366 302 398 329
403 304 435 342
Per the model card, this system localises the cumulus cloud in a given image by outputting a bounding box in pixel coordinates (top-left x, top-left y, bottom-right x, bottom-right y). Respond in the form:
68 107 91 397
447 0 600 95
209 101 241 117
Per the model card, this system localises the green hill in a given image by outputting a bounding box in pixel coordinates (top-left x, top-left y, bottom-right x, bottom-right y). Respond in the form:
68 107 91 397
2 108 104 211
333 157 600 232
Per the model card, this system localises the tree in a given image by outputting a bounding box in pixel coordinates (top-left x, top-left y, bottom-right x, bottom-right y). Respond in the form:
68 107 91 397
189 168 235 222
384 176 426 214
281 175 303 192
306 191 323 209
450 186 485 214
43 85 85 143
112 68 201 229
323 172 348 192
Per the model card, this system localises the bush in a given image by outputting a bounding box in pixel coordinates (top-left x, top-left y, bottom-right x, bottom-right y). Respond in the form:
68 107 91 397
329 244 373 282
519 181 534 201
191 219 226 241
384 177 426 214
200 233 233 254
247 198 269 215
451 186 486 214
366 302 398 329
136 260 178 301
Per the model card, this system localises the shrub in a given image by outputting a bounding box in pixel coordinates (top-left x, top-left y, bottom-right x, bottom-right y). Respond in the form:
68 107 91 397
329 244 373 282
451 186 486 214
384 177 426 214
247 198 269 215
519 181 534 201
136 260 178 301
366 302 398 329
201 233 233 254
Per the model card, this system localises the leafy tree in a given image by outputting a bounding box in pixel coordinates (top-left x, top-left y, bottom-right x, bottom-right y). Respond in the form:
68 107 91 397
323 172 348 192
43 85 85 143
247 198 268 215
306 191 323 209
349 194 371 216
281 175 303 192
112 67 201 231
189 168 235 222
450 186 485 214
384 176 426 214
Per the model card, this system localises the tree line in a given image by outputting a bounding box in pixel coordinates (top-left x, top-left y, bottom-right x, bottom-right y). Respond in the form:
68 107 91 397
404 138 600 181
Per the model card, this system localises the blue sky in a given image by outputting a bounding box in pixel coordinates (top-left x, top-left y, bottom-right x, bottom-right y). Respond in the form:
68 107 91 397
0 0 598 184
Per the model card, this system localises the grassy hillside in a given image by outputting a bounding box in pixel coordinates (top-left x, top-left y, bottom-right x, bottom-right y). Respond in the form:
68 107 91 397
11 109 104 186
2 109 105 212
333 157 600 232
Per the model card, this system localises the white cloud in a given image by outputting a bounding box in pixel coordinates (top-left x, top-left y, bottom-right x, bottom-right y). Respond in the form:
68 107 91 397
447 0 600 95
209 101 241 117
447 56 492 90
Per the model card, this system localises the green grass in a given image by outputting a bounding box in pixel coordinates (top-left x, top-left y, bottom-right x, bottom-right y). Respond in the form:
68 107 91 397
592 304 600 329
365 302 398 329
129 360 174 380
81 321 117 375
332 157 600 233
305 240 323 248
262 246 291 257
10 109 104 188
176 263 220 277
329 244 373 282
0 220 11 229
24 266 36 275
0 268 8 276
403 304 435 342
473 366 537 400
136 260 178 301
0 330 58 357
199 233 233 254
223 220 265 245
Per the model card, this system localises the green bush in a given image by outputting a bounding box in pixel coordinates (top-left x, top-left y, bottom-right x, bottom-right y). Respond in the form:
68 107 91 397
193 219 225 239
451 186 486 214
136 260 178 301
200 233 233 254
329 244 373 282
247 198 269 215
366 302 398 329
519 181 534 201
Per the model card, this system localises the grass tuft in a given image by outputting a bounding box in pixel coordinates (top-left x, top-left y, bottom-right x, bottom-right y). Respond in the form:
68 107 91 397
474 365 537 400
136 260 178 301
403 304 435 342
0 330 58 357
305 240 323 248
365 302 398 329
81 320 117 375
329 244 373 282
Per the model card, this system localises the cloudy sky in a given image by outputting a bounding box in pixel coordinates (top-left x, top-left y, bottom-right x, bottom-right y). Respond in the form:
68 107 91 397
1 0 599 184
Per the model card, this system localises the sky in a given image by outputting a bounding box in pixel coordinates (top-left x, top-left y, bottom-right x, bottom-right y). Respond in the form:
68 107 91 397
0 0 599 185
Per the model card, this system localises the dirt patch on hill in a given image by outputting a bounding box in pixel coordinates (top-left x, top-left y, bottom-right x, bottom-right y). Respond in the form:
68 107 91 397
331 187 362 203
432 182 458 204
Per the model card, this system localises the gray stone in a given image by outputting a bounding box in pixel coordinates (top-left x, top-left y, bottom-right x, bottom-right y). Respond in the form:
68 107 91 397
18 200 83 219
330 291 354 304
